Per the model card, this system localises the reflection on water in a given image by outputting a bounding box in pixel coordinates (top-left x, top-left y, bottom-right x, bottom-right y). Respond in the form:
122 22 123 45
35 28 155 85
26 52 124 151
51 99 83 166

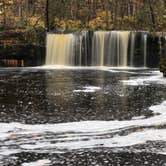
0 68 166 165
44 69 165 122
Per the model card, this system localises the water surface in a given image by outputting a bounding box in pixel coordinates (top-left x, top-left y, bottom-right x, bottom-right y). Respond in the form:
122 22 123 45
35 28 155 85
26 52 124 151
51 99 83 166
0 67 166 165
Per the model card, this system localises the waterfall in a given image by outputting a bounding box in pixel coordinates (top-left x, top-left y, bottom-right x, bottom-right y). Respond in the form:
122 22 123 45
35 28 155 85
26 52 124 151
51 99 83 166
143 33 147 67
46 33 75 66
117 31 130 66
91 31 130 66
46 31 156 67
92 31 108 66
130 32 136 67
74 31 89 66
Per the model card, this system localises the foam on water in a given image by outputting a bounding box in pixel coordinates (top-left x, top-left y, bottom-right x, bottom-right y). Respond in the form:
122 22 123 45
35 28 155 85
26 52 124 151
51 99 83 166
38 66 147 70
73 86 101 93
0 101 166 159
121 71 166 86
22 159 51 166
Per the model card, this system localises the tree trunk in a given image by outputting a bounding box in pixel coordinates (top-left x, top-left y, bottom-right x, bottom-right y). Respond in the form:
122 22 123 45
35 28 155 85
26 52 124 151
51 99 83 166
26 0 35 16
19 0 23 21
104 0 109 29
148 0 156 29
45 0 49 31
2 0 6 30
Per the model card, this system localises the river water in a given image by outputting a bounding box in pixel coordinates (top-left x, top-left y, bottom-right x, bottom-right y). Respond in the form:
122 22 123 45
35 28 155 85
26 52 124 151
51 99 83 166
0 67 166 165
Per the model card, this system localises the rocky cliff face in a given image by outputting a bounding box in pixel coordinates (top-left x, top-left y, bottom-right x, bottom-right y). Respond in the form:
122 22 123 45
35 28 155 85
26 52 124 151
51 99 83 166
0 29 46 67
160 58 166 77
159 33 166 77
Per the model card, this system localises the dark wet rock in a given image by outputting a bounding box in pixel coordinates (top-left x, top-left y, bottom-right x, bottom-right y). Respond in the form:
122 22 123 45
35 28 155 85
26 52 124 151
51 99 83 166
159 33 166 77
160 58 166 77
0 44 45 67
0 29 46 67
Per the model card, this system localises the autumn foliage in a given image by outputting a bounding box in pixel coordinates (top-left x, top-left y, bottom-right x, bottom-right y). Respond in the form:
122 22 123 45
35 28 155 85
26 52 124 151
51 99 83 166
0 0 165 32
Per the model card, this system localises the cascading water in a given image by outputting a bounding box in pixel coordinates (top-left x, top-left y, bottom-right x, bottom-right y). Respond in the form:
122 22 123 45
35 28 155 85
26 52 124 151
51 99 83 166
91 31 130 66
143 33 147 67
74 31 89 66
46 33 75 66
46 32 89 66
92 31 106 66
129 32 136 67
46 31 155 67
117 31 130 66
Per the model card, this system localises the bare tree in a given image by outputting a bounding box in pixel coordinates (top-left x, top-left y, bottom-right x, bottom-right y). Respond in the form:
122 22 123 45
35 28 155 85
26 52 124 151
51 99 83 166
45 0 49 31
147 0 155 29
2 0 6 30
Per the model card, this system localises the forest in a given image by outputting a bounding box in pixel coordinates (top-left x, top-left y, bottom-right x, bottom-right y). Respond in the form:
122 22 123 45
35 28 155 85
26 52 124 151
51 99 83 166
0 2 166 165
0 0 165 71
0 0 165 32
